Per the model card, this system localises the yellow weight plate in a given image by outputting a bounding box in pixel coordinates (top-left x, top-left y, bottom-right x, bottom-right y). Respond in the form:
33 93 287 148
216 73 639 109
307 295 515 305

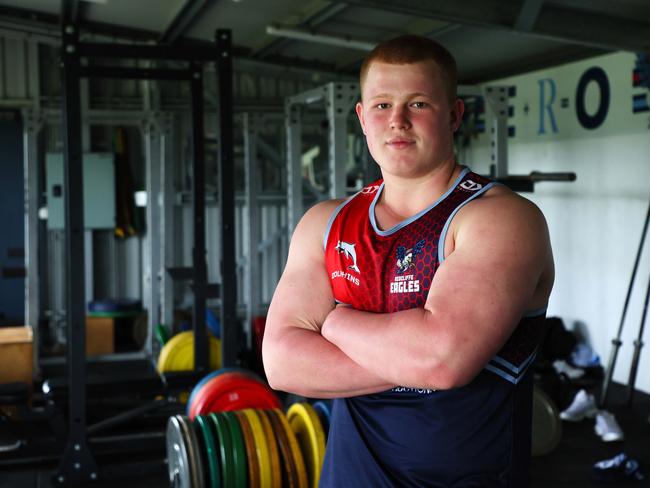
157 331 222 373
243 409 273 488
287 403 326 488
256 410 282 488
273 408 309 488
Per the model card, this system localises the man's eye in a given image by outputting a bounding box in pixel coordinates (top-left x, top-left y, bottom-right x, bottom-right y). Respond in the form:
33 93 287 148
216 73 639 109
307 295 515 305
412 101 427 108
376 103 390 109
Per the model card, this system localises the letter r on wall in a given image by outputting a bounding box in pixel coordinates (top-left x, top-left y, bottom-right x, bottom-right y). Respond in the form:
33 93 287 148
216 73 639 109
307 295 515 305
538 78 558 134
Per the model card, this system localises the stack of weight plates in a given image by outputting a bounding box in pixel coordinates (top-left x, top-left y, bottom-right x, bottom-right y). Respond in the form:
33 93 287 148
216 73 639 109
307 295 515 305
157 331 222 373
187 369 282 419
166 405 327 488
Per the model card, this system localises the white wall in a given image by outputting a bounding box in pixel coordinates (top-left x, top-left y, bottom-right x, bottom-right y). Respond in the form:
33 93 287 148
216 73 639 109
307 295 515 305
464 51 650 394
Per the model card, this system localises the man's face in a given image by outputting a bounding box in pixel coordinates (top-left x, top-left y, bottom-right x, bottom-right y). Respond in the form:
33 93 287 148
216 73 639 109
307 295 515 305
356 60 464 180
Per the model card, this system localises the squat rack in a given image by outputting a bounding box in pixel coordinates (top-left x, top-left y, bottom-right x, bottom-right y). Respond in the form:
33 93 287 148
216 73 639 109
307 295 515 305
57 23 237 485
285 82 576 239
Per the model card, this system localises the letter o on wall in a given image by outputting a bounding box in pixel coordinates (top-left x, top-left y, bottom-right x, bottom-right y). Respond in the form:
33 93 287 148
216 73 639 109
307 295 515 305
575 67 610 130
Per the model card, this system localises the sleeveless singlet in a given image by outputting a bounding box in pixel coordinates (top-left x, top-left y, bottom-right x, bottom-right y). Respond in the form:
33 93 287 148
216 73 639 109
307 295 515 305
320 167 548 488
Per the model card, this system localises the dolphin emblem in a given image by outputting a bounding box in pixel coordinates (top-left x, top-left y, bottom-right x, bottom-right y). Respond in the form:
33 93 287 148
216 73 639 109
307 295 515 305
335 241 360 273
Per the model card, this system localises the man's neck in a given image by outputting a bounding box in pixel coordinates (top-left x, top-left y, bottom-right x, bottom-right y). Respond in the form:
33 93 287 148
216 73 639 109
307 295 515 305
377 162 462 224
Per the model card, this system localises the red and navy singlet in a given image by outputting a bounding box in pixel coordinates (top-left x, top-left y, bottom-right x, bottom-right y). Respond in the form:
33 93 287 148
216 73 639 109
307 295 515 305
320 167 548 488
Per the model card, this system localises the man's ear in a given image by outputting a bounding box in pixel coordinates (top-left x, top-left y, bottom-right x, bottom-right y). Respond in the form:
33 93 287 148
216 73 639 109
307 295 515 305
355 102 366 135
450 98 465 132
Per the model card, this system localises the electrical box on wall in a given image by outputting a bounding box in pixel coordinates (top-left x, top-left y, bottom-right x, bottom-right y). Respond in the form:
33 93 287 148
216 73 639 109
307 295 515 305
46 153 116 230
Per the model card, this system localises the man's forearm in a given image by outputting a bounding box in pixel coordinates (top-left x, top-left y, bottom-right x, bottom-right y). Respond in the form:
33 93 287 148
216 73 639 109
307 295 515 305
263 326 394 398
321 306 451 389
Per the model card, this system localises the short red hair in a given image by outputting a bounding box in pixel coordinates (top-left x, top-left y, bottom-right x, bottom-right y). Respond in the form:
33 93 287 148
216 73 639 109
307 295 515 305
359 35 458 102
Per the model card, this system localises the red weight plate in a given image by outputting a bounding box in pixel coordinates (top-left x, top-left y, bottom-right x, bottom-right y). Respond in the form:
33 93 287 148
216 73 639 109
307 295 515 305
192 375 281 417
189 371 254 420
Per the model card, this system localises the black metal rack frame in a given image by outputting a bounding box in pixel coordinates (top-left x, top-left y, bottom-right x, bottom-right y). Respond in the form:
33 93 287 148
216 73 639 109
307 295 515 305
58 22 236 486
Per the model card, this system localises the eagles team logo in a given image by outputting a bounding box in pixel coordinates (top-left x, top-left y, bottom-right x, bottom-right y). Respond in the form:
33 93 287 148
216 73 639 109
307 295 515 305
396 239 426 274
391 239 425 294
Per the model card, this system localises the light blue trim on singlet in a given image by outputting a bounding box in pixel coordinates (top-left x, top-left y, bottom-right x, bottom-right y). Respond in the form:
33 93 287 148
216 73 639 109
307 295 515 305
322 192 360 251
485 349 537 385
436 181 496 264
369 167 472 237
484 307 548 384
491 349 537 375
485 362 523 385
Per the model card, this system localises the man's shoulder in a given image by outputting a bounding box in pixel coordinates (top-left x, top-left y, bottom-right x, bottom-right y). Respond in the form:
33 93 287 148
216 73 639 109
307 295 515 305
304 198 348 224
455 184 548 235
292 199 348 248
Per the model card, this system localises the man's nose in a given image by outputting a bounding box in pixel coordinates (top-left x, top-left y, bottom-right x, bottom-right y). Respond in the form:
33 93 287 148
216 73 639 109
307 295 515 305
389 106 411 130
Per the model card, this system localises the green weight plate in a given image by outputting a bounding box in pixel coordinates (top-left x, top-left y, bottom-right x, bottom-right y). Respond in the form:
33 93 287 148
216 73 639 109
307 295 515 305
166 415 191 488
189 420 210 486
178 415 206 488
223 411 248 488
210 412 236 488
195 415 221 488
532 385 562 456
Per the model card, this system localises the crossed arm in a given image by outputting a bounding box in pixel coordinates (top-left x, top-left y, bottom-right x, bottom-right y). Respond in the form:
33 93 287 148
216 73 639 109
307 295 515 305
262 191 553 397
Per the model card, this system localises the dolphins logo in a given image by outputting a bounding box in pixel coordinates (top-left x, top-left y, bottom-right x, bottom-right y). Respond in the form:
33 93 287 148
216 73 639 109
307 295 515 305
335 241 361 273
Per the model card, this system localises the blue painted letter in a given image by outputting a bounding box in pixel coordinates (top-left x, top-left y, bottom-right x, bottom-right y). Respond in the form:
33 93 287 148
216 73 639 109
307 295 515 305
538 78 558 134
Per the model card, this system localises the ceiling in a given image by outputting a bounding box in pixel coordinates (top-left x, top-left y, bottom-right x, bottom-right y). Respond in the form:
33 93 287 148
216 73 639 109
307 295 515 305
0 0 649 83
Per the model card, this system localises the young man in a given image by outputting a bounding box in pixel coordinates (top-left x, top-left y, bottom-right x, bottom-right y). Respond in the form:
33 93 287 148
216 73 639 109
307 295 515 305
263 35 554 487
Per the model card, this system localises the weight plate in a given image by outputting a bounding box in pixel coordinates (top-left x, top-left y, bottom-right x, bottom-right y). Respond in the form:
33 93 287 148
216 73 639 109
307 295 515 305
190 375 281 418
88 298 141 314
192 418 209 485
243 409 273 488
223 411 248 488
287 403 326 488
209 412 236 488
187 368 264 417
190 372 260 419
311 401 331 435
532 385 562 456
157 331 222 373
234 410 261 488
166 415 191 488
256 409 282 488
274 409 309 488
266 408 300 488
189 371 251 419
195 415 221 488
178 415 206 488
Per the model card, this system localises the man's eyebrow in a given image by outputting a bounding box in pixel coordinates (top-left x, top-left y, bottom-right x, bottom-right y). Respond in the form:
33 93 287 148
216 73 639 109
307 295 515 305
368 92 432 100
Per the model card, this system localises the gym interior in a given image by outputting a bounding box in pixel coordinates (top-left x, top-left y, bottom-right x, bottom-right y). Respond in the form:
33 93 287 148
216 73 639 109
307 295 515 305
0 1 649 487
